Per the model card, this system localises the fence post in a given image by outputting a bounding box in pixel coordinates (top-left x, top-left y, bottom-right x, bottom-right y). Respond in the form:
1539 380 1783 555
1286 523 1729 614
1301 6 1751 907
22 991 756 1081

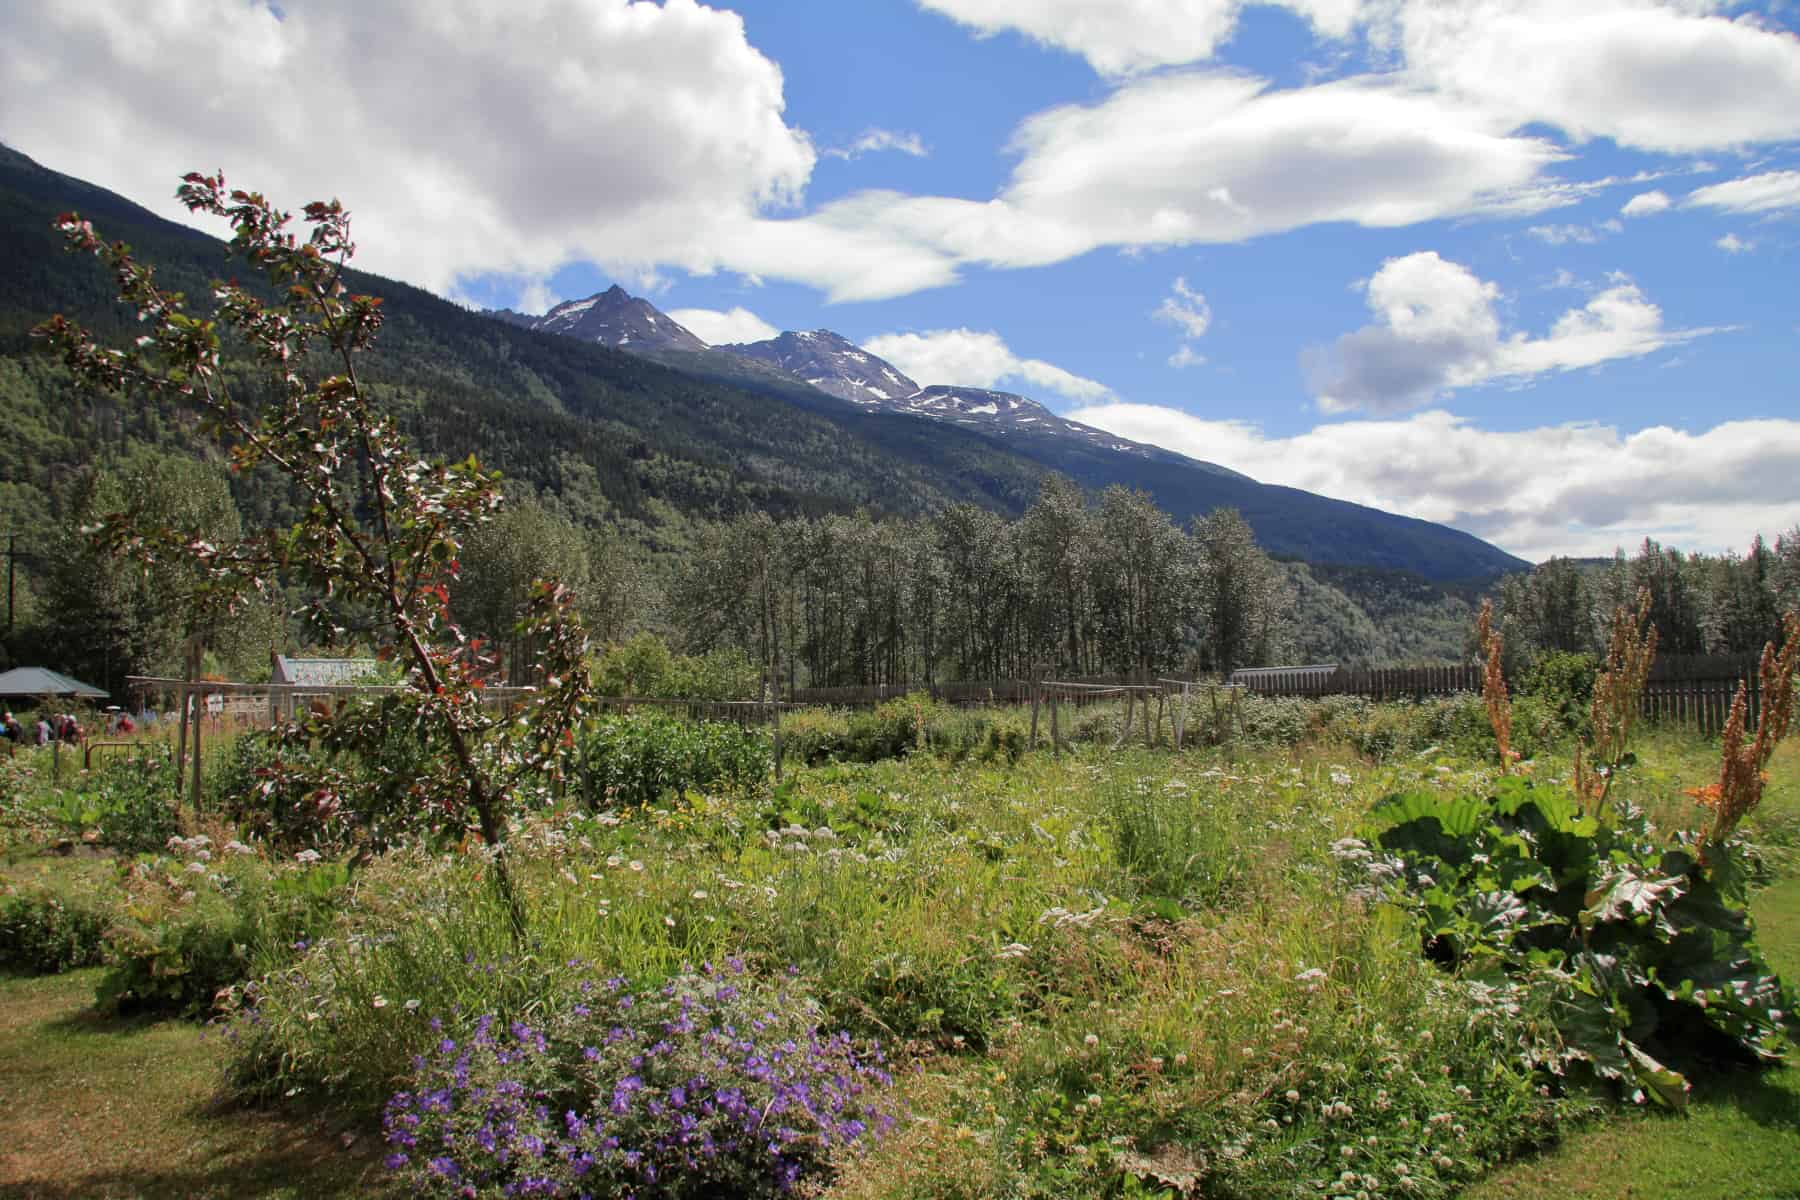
190 690 204 814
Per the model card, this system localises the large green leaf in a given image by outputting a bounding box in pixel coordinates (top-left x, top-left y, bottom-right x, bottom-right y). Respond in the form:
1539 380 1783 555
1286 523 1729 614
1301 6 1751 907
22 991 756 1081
1580 868 1686 935
1364 790 1488 864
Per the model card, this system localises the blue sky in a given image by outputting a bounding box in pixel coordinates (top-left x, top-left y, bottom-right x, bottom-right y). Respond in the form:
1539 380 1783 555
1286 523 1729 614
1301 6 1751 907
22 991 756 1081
3 0 1798 561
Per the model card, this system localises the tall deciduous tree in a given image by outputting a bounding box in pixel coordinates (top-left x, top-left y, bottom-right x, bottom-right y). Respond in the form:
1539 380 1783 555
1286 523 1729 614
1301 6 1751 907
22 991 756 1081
1189 506 1286 676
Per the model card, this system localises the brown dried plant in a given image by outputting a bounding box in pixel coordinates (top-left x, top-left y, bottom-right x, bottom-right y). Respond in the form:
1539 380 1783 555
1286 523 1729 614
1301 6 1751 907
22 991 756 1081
1689 612 1800 848
1476 600 1513 773
1575 589 1658 807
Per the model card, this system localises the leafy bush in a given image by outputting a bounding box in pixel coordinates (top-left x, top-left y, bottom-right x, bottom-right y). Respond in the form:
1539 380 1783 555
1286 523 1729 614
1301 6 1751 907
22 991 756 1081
98 847 349 1017
36 753 184 853
382 960 899 1198
1521 651 1598 737
782 697 1023 766
1231 695 1316 746
571 713 769 810
594 632 761 701
0 889 109 974
1346 777 1800 1107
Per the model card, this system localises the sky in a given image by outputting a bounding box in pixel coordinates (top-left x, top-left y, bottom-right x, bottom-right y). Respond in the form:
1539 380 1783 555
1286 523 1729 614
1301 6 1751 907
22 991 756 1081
2 0 1798 564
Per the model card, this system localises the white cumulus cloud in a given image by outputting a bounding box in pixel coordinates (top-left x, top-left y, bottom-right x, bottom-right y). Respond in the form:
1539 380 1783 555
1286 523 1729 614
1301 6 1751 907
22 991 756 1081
1715 232 1756 254
860 328 1114 402
1063 403 1800 561
0 0 815 298
775 70 1567 300
665 306 780 347
1304 251 1713 413
1386 0 1800 153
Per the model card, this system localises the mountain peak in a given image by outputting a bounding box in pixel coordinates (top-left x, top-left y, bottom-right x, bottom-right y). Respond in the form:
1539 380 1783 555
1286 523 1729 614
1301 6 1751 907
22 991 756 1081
500 286 706 353
721 329 920 407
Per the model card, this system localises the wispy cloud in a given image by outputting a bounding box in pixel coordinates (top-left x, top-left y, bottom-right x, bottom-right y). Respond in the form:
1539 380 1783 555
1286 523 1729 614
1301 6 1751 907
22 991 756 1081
861 327 1113 402
821 127 930 160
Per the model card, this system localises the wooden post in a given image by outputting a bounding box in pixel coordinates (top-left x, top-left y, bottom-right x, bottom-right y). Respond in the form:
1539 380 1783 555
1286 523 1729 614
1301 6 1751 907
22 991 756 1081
173 638 199 803
1028 664 1043 750
1049 687 1062 756
190 687 204 814
765 664 785 786
1173 683 1188 750
1114 690 1133 750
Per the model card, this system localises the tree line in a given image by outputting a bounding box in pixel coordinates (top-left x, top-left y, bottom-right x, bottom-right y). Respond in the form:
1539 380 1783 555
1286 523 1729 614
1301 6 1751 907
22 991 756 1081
665 475 1289 689
1496 533 1800 670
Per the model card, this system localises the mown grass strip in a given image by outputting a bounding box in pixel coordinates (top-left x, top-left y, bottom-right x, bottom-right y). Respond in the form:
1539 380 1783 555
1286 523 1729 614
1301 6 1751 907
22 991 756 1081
0 968 388 1199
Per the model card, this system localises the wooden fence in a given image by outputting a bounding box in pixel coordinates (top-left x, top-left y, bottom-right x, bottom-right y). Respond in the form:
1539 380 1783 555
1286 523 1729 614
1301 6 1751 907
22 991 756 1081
788 672 1197 709
1641 676 1760 736
1228 657 1767 737
1232 664 1484 699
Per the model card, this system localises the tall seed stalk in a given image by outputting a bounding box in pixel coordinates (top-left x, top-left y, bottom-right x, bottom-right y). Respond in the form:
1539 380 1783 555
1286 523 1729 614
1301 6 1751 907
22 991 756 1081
1574 589 1657 813
1690 612 1799 852
1476 600 1513 774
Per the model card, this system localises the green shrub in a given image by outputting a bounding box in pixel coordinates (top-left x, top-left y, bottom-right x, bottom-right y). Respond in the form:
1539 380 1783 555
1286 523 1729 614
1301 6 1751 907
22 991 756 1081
1232 695 1314 746
1522 651 1599 737
0 889 109 974
98 851 349 1018
571 712 769 810
776 707 854 765
781 696 1023 766
1348 778 1800 1107
40 753 183 854
213 709 451 850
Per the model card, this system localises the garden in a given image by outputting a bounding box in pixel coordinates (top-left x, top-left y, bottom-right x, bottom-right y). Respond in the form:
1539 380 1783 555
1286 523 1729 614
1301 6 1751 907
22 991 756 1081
4 623 1797 1198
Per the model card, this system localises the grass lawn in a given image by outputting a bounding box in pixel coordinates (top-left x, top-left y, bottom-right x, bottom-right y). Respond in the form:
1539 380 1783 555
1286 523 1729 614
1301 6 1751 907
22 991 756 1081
0 968 387 1200
1464 872 1800 1200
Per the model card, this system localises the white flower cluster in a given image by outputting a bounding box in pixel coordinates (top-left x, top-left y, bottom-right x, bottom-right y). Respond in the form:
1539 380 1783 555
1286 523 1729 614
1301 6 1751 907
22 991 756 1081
1038 904 1107 929
166 834 213 858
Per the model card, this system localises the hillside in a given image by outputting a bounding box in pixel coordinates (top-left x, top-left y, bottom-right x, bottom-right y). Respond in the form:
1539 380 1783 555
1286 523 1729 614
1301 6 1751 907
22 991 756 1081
0 143 1522 595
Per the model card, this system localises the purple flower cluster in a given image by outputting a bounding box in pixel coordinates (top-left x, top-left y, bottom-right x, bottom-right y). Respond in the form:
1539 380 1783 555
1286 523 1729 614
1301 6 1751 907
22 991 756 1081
382 959 898 1198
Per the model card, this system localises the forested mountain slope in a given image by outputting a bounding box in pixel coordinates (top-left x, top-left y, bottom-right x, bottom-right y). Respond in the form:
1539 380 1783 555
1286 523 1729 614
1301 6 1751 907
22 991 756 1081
0 142 1523 593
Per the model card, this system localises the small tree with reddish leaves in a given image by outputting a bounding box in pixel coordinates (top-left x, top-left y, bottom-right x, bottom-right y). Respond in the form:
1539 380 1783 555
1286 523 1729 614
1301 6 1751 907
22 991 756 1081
33 173 594 937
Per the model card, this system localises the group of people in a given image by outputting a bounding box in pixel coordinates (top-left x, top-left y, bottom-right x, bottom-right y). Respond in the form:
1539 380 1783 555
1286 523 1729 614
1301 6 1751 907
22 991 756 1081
1 709 134 747
2 711 83 745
